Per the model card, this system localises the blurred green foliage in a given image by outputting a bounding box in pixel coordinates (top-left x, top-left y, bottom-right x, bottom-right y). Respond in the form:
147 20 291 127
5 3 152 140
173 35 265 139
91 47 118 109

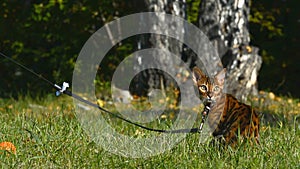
249 1 300 98
0 0 299 98
0 0 140 97
186 0 201 24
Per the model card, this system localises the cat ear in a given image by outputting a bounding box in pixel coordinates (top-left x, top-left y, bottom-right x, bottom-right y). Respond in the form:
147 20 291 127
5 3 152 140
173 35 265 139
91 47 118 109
215 68 226 84
192 67 205 84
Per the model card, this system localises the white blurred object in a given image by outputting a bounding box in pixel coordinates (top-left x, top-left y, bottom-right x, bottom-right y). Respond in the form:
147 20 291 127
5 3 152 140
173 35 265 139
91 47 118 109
111 85 133 104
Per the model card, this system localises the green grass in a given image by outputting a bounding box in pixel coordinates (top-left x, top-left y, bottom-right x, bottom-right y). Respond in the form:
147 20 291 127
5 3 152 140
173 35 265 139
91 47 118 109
0 93 299 168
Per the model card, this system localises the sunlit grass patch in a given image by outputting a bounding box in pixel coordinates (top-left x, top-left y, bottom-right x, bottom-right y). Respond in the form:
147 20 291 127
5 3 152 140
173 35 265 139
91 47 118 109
0 92 299 168
251 91 300 128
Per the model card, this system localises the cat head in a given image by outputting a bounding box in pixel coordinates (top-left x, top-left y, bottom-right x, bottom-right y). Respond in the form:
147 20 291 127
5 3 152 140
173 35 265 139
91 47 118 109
192 67 226 104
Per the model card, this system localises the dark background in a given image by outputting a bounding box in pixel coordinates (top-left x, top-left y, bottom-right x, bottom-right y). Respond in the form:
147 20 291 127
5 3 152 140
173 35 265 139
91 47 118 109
0 0 299 98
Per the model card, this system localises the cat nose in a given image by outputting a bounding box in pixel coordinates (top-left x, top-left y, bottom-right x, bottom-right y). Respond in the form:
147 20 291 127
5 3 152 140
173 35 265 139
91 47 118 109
206 95 212 103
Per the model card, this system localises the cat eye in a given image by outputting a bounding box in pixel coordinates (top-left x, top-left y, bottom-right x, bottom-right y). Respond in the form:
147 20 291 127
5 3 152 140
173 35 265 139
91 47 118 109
199 85 207 92
214 86 220 92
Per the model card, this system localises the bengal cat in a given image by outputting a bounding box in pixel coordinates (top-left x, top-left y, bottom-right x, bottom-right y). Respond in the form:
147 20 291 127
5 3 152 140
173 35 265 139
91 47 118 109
192 67 260 146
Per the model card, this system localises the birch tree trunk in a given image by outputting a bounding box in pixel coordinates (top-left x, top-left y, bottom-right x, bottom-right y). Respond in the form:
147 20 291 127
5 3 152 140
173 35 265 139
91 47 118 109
130 0 187 97
197 0 262 102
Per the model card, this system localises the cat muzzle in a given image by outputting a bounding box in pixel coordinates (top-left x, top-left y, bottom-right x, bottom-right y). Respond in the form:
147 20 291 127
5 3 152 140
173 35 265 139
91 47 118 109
205 96 213 103
203 96 215 107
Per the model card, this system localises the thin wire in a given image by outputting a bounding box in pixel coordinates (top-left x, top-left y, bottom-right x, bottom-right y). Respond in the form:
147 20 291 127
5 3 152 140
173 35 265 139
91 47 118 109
65 90 200 133
0 52 55 86
0 52 208 134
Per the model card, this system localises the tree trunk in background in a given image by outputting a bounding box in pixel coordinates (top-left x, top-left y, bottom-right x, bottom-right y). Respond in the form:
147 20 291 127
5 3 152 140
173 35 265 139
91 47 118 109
197 0 262 102
130 0 187 97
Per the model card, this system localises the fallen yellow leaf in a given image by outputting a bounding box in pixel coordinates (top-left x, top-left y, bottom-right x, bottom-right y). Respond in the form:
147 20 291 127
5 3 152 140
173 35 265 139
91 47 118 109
0 142 16 154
